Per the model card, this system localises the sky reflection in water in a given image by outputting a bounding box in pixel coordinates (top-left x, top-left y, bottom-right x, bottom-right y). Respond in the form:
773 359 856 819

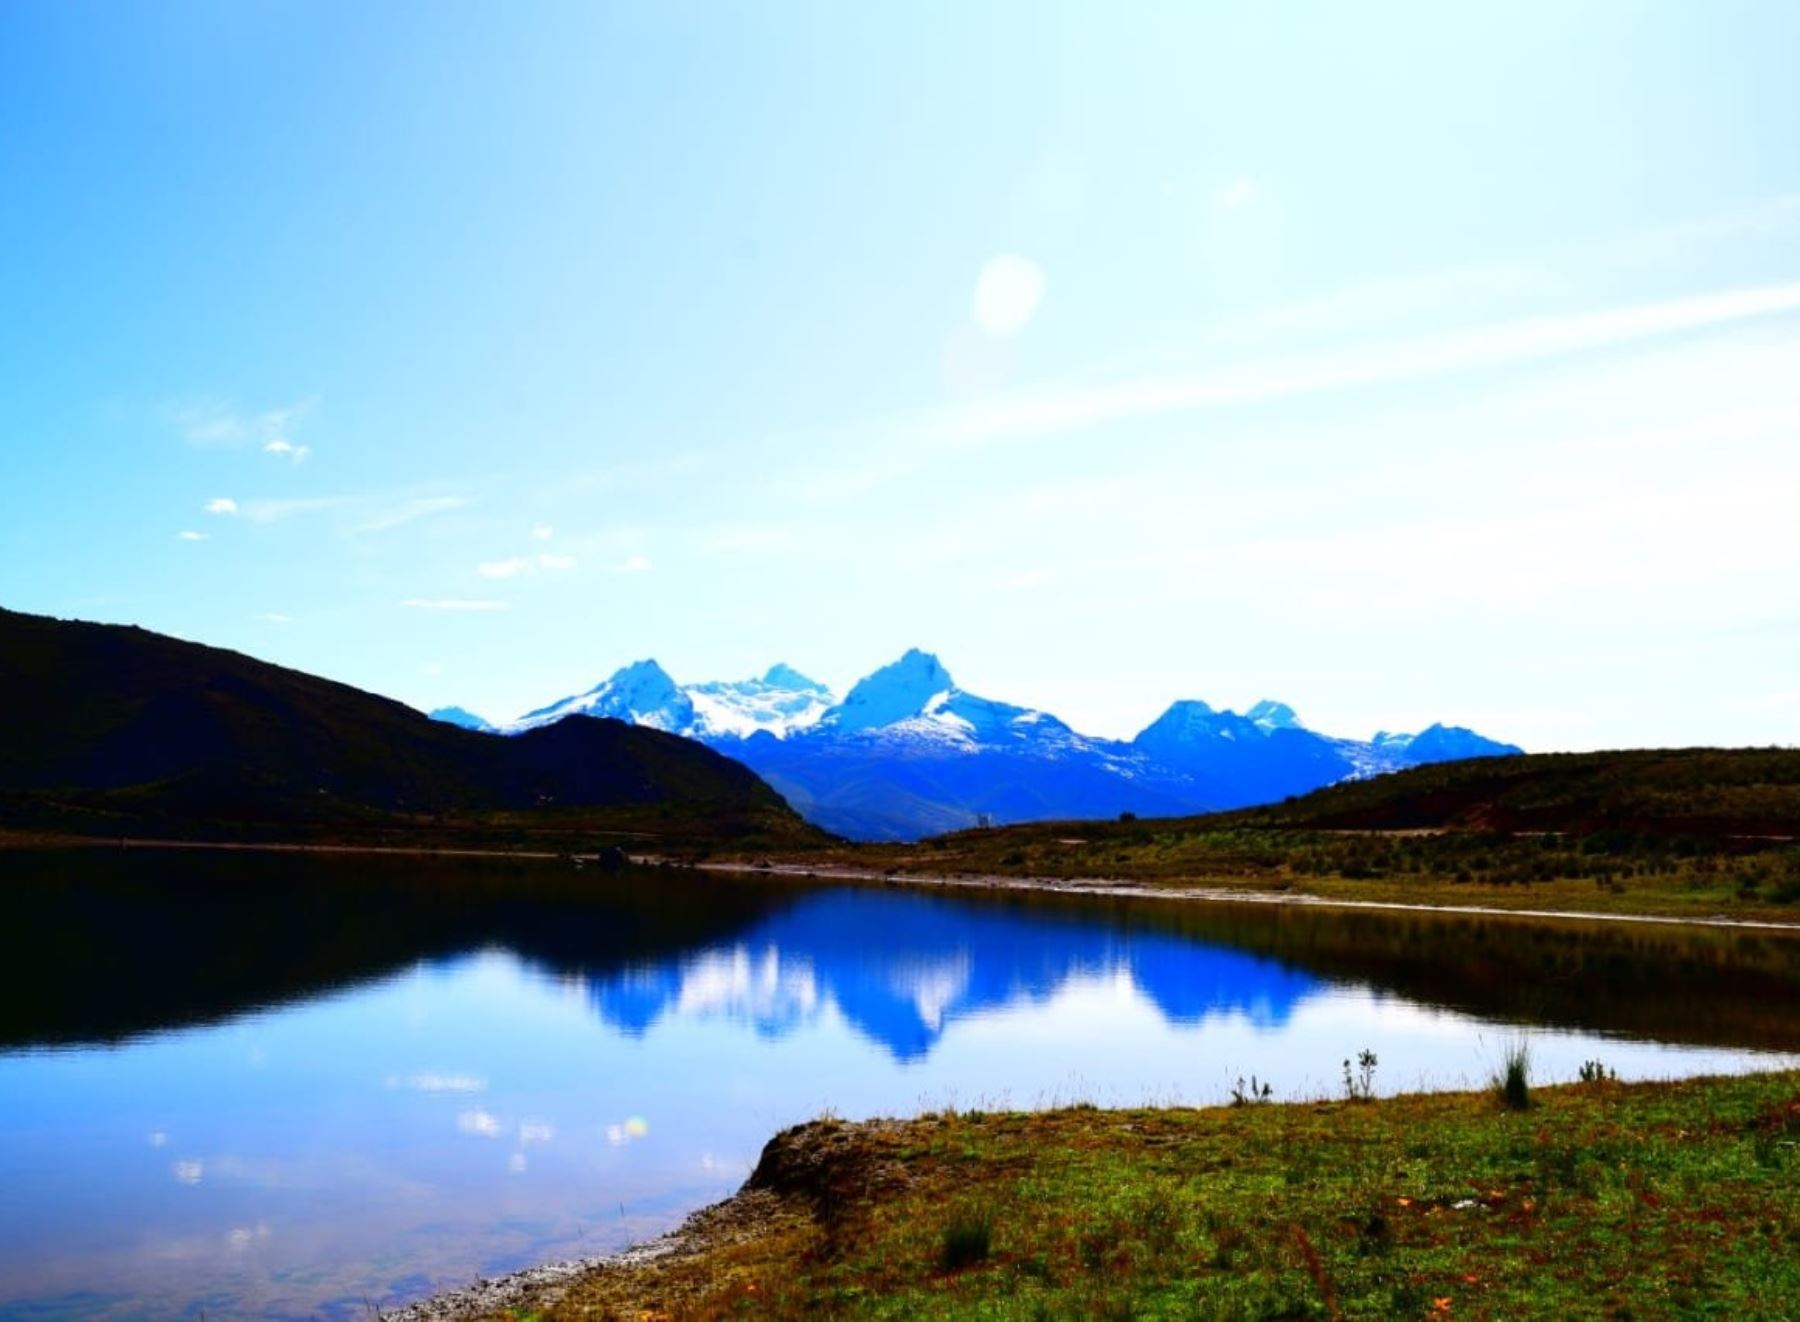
0 860 1794 1319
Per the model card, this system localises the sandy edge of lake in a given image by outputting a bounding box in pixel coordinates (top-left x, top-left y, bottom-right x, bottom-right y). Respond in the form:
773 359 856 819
379 1186 792 1321
669 856 1800 933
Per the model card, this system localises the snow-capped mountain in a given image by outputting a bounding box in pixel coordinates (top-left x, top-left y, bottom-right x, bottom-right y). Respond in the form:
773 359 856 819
687 665 833 739
426 705 496 733
507 660 832 740
435 649 1522 840
817 648 1084 751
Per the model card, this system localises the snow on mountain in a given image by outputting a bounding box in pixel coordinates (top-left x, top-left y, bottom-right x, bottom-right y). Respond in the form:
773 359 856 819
456 647 1522 840
1371 723 1522 765
427 705 496 733
509 659 695 733
506 660 834 740
818 648 1084 753
686 664 834 739
1246 700 1300 732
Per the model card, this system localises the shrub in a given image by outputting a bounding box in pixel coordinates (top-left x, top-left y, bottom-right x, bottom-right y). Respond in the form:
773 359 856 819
1231 1075 1274 1106
939 1209 993 1273
1495 1040 1533 1110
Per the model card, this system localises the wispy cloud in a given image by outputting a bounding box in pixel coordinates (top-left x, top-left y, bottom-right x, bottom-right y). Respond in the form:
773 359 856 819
620 553 653 574
168 396 316 450
530 523 555 541
176 530 207 542
204 497 238 515
402 598 509 611
351 495 468 535
537 552 577 571
263 438 311 464
238 495 353 524
923 281 1800 451
478 556 533 580
253 612 292 624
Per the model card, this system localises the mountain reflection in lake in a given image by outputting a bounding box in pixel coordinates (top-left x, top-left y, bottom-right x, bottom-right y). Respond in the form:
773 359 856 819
1 849 1796 1319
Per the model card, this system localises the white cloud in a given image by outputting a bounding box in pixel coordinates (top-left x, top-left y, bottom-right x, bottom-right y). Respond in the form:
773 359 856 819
263 438 311 463
972 254 1046 336
171 1160 204 1185
508 1152 527 1174
1217 178 1259 210
456 1109 502 1138
390 1071 486 1093
621 553 653 574
536 552 577 571
204 497 238 515
169 396 315 449
402 598 508 611
530 523 555 541
518 1121 554 1144
177 530 207 542
478 556 533 580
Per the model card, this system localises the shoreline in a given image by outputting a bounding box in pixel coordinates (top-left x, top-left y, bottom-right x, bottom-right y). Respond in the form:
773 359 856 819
674 857 1800 933
391 1070 1800 1320
6 831 1799 932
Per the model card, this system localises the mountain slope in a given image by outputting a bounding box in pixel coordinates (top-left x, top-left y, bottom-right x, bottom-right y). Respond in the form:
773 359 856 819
0 607 813 844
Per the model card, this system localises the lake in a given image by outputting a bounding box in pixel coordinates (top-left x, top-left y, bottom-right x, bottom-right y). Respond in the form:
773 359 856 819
1 847 1796 1318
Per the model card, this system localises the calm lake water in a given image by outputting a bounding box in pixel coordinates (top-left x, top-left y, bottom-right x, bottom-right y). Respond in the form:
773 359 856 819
1 849 1796 1319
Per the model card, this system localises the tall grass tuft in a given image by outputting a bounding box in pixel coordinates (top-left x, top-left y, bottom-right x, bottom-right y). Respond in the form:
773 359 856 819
939 1208 994 1273
1494 1038 1533 1110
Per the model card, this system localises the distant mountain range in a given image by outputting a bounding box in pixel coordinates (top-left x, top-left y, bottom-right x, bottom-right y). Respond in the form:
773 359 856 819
0 608 812 845
436 648 1521 840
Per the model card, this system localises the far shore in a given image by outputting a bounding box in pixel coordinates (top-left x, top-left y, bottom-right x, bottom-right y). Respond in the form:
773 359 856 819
675 856 1800 932
7 829 1800 932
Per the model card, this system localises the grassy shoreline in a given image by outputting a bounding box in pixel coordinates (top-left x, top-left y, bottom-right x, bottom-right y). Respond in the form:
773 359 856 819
445 1070 1800 1320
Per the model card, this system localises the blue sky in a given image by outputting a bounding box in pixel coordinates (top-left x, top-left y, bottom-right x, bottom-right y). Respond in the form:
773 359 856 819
4 1 1798 748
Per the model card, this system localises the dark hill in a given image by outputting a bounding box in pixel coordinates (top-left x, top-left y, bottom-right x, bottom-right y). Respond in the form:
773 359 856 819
0 607 815 845
1226 747 1800 838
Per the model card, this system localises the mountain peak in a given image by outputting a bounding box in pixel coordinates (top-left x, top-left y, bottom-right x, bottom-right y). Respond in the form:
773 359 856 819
829 649 956 731
427 705 495 733
511 657 693 732
1246 700 1300 731
762 662 827 693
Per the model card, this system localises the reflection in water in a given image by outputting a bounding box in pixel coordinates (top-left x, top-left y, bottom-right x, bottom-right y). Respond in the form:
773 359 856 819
0 848 1796 1319
583 893 1322 1059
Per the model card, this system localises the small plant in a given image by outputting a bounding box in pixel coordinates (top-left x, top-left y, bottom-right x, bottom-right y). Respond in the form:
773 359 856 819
1494 1039 1533 1110
1231 1075 1274 1106
939 1208 994 1273
1577 1058 1616 1085
1344 1049 1378 1102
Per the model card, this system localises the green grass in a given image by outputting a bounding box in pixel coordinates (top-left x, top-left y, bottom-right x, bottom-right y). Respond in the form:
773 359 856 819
534 1071 1800 1320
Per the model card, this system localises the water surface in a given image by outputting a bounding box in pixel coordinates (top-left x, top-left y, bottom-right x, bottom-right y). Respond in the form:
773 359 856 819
1 849 1795 1318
